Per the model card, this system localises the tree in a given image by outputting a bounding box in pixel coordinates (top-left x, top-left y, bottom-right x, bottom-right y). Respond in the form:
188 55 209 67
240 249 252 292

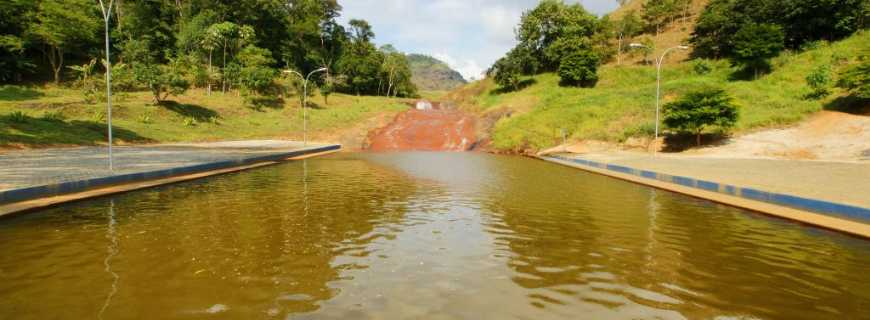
516 0 599 71
558 51 600 87
642 0 678 37
492 55 522 91
691 0 866 59
30 0 99 84
663 88 738 146
0 0 38 82
837 59 870 99
614 10 643 65
237 45 278 97
730 23 784 78
348 19 374 43
133 62 190 104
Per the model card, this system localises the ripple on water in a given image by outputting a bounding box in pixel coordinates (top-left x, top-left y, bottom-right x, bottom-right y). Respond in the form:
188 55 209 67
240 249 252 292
0 153 869 320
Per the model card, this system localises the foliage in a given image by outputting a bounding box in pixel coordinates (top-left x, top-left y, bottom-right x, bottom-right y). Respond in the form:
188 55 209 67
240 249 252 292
663 88 738 145
491 1 604 91
133 63 190 103
29 0 99 83
558 51 600 87
515 0 600 72
730 23 784 76
492 53 523 91
693 59 713 75
691 0 867 59
837 58 870 99
67 59 101 103
805 64 833 98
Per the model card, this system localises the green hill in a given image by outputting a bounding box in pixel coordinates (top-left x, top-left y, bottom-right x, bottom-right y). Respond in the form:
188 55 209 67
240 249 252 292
447 31 869 153
407 54 467 91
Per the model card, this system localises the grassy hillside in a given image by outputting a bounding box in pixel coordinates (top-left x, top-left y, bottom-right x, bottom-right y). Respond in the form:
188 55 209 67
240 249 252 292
447 31 868 152
408 54 467 91
0 87 409 149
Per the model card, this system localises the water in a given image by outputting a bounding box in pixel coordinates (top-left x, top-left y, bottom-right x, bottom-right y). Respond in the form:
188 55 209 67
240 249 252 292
1 152 868 319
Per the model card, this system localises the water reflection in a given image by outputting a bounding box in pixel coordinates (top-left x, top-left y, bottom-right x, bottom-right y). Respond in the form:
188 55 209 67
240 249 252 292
99 199 120 320
0 153 869 320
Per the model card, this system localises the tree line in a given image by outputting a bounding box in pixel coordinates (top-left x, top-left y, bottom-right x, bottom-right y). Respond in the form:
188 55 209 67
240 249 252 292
490 0 867 92
0 0 417 104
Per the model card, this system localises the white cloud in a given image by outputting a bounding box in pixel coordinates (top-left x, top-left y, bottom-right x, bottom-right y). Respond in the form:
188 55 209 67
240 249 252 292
339 0 617 78
433 53 486 81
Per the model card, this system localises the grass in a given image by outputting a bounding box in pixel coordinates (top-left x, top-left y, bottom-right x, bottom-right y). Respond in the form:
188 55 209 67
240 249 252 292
0 86 410 148
448 31 869 152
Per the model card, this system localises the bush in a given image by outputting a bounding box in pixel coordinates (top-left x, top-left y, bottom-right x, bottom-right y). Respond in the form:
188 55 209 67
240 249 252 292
8 111 28 123
663 88 739 146
557 51 599 87
837 59 869 99
805 64 832 98
693 59 713 75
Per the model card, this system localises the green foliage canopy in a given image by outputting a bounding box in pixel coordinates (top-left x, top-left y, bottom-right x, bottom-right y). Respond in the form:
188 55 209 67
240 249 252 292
663 88 739 145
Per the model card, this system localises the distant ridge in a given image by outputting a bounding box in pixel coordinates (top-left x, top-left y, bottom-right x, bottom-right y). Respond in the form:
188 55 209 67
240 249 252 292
407 54 467 91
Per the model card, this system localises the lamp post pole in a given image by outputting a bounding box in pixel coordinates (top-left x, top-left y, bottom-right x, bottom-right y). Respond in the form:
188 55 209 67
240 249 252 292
98 0 115 171
284 68 328 146
629 44 689 142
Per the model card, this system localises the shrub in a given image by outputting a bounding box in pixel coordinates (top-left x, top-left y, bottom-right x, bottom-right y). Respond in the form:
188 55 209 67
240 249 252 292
8 111 28 123
805 64 833 98
837 59 869 99
41 111 65 122
558 51 599 87
663 88 739 146
693 59 713 75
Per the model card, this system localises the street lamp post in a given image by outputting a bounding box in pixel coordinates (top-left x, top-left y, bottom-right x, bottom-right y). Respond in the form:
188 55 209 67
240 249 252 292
629 44 689 142
283 68 328 146
98 0 115 171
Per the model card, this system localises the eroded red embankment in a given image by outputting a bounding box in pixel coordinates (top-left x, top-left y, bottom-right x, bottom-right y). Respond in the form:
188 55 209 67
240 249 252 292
366 107 477 151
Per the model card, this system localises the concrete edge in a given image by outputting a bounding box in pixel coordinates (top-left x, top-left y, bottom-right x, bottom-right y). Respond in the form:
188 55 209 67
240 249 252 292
539 155 870 239
0 144 340 216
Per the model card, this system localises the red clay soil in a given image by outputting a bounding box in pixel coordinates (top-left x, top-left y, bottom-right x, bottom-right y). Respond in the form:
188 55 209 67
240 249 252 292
366 107 477 151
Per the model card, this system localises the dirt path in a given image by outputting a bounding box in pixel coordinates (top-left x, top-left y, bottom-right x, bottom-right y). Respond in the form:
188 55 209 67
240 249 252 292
691 111 870 161
366 103 477 151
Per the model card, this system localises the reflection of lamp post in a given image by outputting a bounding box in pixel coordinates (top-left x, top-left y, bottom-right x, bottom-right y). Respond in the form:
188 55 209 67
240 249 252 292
283 68 328 146
629 44 689 142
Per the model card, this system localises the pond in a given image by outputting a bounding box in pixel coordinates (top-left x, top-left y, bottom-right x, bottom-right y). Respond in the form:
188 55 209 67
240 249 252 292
1 152 868 319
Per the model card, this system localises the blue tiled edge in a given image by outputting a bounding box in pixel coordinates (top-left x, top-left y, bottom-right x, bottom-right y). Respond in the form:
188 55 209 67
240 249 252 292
547 155 870 223
0 145 340 205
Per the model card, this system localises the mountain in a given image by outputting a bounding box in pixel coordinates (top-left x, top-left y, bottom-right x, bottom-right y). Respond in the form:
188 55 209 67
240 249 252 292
407 54 467 91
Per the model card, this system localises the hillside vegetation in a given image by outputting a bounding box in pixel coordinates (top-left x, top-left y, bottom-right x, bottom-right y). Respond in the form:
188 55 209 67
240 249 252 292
0 87 408 149
408 54 467 91
448 31 869 153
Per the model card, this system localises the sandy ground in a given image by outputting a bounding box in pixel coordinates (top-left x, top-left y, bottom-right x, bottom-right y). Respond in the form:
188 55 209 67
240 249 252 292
546 111 870 163
690 111 870 161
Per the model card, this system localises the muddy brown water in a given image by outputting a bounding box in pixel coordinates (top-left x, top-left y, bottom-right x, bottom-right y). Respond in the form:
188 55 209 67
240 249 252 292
1 153 869 319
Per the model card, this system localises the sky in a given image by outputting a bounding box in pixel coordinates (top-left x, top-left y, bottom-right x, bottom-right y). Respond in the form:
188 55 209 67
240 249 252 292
337 0 619 81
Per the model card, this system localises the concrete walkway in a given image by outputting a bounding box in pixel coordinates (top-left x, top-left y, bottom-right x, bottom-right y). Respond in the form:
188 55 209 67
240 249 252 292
0 140 339 206
554 151 870 209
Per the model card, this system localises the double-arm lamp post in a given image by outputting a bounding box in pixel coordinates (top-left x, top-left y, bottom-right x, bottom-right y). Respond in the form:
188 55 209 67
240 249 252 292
628 44 690 142
283 68 328 146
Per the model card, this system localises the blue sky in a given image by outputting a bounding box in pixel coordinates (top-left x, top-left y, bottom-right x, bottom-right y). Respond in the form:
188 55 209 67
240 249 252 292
338 0 618 81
